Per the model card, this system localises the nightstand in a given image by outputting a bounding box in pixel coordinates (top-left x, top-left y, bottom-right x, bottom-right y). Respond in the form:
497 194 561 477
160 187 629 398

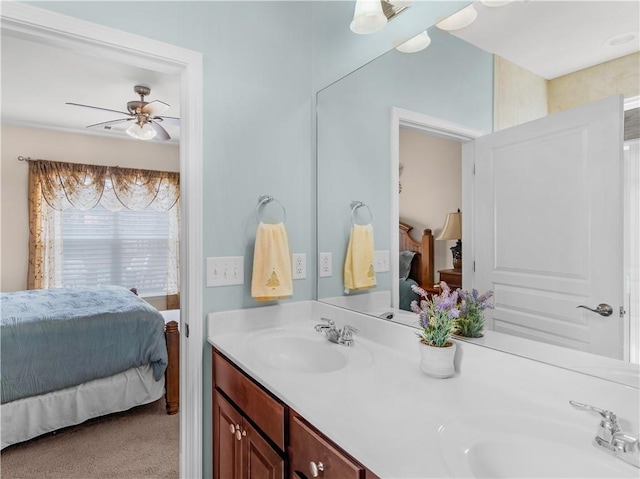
438 268 462 289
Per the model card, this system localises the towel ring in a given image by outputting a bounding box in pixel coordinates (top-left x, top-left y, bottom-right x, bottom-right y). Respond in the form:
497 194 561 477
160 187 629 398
350 201 372 226
256 195 287 224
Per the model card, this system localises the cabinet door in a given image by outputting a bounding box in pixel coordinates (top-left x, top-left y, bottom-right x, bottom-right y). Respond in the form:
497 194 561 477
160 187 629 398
214 390 243 479
242 421 284 479
289 414 364 479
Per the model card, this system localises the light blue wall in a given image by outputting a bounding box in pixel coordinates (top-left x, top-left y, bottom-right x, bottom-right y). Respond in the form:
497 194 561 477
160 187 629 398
27 1 492 475
316 27 494 300
30 2 313 477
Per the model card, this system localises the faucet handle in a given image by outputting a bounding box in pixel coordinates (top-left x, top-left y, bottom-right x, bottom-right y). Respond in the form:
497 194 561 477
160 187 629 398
340 324 358 339
569 400 617 421
570 400 619 440
319 317 335 327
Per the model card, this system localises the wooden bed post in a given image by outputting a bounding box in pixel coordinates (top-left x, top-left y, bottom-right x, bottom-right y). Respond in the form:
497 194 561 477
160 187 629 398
165 321 180 415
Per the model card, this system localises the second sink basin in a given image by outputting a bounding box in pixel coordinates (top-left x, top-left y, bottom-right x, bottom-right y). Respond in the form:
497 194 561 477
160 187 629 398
438 412 638 478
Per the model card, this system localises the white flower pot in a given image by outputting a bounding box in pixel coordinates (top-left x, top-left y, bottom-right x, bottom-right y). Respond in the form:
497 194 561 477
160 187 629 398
418 340 456 378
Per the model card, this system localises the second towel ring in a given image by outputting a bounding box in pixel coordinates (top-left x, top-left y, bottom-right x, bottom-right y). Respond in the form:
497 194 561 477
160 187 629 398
256 195 287 224
350 201 372 225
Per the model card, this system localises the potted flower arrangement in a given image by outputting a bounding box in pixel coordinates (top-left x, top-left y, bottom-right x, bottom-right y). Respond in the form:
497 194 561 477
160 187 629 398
453 288 494 338
410 282 460 378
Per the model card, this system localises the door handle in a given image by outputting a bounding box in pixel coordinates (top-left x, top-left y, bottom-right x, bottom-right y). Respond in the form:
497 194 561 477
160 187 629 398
576 303 613 317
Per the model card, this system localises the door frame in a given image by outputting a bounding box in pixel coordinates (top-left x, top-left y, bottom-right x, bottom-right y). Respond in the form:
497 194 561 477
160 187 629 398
390 107 485 307
1 4 204 478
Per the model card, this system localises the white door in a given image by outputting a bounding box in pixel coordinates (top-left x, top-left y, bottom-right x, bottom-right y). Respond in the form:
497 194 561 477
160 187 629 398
473 95 624 359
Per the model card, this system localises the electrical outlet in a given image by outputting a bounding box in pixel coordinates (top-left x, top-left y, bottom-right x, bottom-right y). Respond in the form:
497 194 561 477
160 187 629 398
292 253 306 280
319 252 332 277
206 256 244 287
373 250 390 273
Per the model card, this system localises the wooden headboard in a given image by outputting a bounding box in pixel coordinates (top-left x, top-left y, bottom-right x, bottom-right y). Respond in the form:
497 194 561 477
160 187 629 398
399 221 434 289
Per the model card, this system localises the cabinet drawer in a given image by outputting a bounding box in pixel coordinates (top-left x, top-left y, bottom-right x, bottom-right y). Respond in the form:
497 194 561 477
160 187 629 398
213 350 286 450
289 413 364 479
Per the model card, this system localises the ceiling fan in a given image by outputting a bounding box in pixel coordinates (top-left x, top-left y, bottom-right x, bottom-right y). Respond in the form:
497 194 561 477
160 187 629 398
66 85 179 141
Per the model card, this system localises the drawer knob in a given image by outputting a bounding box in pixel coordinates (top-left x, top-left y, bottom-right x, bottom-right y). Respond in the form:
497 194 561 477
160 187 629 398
309 461 324 477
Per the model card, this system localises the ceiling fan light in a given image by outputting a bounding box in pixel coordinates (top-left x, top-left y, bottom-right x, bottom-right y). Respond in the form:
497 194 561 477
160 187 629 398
436 5 478 31
396 30 431 53
350 0 388 35
126 122 157 140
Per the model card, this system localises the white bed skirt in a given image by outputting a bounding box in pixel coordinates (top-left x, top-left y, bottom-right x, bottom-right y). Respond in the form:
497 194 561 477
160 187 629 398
1 364 164 449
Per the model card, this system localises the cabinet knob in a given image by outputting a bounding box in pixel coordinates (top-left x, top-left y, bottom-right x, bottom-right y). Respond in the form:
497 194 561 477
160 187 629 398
235 430 242 441
309 461 324 477
229 424 236 435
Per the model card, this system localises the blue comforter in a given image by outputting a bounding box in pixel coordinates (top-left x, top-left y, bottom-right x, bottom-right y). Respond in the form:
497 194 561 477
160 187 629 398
1 286 168 404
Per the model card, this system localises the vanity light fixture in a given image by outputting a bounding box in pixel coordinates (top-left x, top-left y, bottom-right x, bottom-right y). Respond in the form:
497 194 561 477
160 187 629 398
436 4 478 31
436 209 462 270
396 30 431 53
126 121 157 140
350 0 388 35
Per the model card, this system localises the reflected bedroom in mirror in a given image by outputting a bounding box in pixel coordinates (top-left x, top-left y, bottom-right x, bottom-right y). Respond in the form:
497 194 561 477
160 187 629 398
317 0 639 388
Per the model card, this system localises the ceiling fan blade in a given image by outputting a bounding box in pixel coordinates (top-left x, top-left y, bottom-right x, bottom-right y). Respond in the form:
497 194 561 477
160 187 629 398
142 100 169 116
66 102 131 116
86 118 133 129
150 121 171 140
155 115 181 126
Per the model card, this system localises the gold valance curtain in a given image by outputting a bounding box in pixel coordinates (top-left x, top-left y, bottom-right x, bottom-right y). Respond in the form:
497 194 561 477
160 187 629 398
28 160 180 303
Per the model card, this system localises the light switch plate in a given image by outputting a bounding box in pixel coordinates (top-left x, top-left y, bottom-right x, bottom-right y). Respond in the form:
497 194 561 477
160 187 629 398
206 256 244 287
373 250 390 273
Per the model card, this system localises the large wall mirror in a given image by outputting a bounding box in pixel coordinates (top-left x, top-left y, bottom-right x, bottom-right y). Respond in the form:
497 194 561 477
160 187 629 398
317 1 639 388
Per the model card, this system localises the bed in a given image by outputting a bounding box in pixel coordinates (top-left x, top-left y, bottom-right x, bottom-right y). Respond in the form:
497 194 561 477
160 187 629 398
0 285 179 449
399 221 434 311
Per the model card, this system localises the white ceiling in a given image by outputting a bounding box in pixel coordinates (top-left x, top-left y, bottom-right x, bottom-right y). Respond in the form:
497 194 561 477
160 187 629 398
1 34 181 143
452 1 640 80
1 1 638 142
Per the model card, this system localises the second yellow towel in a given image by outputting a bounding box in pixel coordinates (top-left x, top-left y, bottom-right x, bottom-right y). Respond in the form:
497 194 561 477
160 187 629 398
344 224 376 294
251 222 293 301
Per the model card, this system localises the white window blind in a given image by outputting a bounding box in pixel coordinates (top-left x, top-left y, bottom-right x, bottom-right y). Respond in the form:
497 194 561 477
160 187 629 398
62 204 170 295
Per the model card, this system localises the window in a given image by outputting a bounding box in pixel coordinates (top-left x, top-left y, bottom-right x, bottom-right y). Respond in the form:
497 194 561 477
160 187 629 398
62 204 171 295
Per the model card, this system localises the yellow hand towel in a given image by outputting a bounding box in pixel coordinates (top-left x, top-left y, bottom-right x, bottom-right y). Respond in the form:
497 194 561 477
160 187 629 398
251 222 293 301
344 224 376 294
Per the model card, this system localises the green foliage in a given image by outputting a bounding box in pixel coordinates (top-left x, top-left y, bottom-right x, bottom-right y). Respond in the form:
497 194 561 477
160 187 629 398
453 307 484 338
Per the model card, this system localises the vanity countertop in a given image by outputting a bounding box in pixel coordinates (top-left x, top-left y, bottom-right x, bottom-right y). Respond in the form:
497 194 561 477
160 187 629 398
208 301 639 479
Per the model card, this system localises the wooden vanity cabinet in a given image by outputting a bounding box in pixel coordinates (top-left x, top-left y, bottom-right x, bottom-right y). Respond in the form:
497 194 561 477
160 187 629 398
213 349 380 479
213 351 285 479
289 411 365 479
213 390 284 479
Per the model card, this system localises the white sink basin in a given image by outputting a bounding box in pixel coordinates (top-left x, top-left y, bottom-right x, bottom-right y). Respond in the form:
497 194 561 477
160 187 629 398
438 412 638 478
245 328 372 373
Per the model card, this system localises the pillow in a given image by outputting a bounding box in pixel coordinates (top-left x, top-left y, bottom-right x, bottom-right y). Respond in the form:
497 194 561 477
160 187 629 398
399 251 416 280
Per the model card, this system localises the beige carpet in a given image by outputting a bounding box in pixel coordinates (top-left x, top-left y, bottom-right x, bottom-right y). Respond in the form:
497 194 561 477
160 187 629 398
0 399 178 479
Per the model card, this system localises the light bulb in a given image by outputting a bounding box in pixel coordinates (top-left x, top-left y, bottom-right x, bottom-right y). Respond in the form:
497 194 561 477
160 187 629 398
436 5 478 31
350 0 388 35
126 122 157 141
396 31 431 53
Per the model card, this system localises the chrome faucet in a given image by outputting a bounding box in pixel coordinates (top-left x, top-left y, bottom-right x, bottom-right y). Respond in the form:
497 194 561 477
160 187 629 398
570 400 640 468
314 318 358 346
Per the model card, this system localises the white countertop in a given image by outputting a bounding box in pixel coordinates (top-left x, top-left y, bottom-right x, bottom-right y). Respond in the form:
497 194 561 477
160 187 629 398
208 301 639 479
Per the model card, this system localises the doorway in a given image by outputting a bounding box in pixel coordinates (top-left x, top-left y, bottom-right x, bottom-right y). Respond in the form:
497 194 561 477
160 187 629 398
1 4 204 477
